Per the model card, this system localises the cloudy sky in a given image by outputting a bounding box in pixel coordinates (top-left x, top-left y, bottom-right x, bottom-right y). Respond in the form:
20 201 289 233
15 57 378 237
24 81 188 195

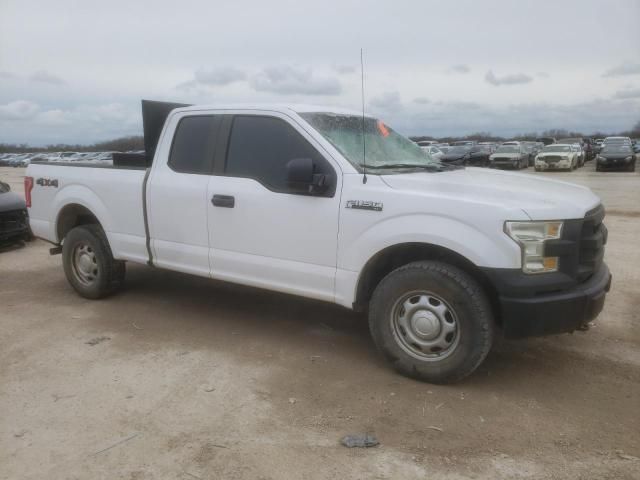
1 0 639 145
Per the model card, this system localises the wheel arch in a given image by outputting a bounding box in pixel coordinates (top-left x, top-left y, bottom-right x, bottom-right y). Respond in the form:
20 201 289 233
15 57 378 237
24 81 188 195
56 203 104 243
354 242 501 324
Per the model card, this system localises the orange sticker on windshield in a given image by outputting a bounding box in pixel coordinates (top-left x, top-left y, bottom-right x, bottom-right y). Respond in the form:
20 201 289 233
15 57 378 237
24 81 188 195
377 120 390 137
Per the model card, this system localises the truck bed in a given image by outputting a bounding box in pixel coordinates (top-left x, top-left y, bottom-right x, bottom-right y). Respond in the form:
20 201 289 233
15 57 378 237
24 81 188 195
27 162 149 264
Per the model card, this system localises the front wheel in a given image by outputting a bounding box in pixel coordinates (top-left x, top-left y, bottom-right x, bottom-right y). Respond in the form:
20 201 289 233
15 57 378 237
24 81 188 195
368 261 494 384
62 224 125 299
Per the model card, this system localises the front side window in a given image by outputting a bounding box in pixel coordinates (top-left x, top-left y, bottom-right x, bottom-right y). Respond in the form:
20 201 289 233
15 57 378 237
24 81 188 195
169 115 221 174
225 115 332 192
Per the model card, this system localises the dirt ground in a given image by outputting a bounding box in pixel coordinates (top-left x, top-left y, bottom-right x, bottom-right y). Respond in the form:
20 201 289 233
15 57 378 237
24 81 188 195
1 163 639 480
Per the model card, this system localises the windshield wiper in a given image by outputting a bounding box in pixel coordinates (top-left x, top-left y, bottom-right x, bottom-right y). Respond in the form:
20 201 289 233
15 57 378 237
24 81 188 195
359 163 443 170
359 163 461 172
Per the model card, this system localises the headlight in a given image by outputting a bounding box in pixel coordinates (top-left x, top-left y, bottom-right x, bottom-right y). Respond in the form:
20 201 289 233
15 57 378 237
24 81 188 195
504 221 563 274
625 156 632 161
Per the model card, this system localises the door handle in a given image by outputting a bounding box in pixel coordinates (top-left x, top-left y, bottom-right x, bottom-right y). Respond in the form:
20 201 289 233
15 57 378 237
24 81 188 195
211 194 235 208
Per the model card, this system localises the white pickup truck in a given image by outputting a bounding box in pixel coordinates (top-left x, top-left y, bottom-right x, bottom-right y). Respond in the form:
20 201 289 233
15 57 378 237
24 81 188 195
25 101 611 383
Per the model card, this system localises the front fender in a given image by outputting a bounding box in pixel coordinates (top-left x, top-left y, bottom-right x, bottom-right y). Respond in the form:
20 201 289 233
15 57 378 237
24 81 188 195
339 213 522 274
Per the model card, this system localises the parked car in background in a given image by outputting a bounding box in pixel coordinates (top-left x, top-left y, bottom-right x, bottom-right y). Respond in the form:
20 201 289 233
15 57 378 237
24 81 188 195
439 145 472 165
596 144 636 172
602 136 632 147
466 144 494 167
420 145 444 160
433 143 451 153
452 140 477 146
489 145 528 169
558 138 585 166
536 137 556 146
521 143 536 166
571 144 585 167
582 138 595 161
534 144 578 171
416 140 438 147
0 180 31 245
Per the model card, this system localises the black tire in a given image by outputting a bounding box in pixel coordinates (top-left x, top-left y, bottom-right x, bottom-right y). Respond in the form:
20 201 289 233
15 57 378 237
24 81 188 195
368 261 494 384
62 224 125 299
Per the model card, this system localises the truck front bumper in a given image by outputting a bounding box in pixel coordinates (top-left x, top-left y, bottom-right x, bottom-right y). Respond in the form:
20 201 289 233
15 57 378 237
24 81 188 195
492 263 611 339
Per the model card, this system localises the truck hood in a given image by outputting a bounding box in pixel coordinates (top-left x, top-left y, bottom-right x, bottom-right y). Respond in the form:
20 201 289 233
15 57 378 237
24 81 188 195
380 167 600 220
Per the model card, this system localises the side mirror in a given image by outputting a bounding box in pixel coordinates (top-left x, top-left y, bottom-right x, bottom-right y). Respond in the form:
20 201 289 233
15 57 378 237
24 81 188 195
286 158 329 195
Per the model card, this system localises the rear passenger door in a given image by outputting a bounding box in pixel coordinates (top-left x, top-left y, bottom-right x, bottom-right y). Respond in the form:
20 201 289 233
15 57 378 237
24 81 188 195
207 113 342 302
147 113 222 277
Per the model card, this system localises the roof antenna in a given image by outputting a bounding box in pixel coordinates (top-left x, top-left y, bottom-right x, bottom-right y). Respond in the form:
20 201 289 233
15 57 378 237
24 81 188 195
360 48 368 184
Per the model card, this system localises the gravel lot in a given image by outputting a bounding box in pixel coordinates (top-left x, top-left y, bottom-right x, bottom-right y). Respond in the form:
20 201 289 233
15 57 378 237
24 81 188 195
1 164 639 479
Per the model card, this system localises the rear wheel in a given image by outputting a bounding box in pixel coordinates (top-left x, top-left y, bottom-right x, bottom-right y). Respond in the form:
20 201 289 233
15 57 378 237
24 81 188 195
62 224 125 299
368 261 494 384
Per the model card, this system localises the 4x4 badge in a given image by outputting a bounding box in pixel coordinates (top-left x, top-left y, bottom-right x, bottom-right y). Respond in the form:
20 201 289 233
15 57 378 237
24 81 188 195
346 200 383 212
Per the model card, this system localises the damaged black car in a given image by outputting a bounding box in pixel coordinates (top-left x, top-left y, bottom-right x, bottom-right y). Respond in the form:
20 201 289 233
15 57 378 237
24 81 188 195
0 180 31 246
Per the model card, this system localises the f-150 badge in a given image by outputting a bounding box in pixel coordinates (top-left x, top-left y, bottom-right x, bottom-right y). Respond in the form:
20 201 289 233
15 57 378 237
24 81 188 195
346 200 383 211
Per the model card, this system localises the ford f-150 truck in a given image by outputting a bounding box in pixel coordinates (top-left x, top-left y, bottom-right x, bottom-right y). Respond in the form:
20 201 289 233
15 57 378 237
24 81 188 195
25 100 611 383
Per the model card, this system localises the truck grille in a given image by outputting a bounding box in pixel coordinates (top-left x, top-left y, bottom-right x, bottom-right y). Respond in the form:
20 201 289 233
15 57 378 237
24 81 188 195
0 208 29 239
577 205 606 282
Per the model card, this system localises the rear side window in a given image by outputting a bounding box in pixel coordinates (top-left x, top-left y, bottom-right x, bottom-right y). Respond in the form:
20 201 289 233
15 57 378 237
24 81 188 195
225 115 332 192
169 115 221 174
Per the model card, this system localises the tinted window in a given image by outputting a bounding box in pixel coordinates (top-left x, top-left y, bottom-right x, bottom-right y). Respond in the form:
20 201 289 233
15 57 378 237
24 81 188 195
169 115 221 174
226 116 332 193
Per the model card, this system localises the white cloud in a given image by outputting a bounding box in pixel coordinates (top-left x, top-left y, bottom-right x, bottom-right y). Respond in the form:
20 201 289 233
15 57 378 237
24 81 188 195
603 63 640 77
194 67 246 85
0 102 141 145
30 70 65 85
485 70 533 86
0 100 40 120
0 71 16 79
333 64 356 74
447 64 470 74
369 91 403 113
413 97 430 104
250 66 341 95
614 88 640 99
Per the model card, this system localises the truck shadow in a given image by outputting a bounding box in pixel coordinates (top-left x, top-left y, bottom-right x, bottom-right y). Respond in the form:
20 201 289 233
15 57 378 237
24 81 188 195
108 263 636 390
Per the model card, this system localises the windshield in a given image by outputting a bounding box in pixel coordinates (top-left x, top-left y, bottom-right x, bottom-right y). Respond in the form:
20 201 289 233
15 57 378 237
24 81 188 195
300 113 446 171
543 145 571 152
602 146 632 154
495 146 519 153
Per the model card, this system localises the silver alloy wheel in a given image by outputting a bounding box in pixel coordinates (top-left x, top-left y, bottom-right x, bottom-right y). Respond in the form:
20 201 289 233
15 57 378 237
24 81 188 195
71 242 99 286
390 290 460 361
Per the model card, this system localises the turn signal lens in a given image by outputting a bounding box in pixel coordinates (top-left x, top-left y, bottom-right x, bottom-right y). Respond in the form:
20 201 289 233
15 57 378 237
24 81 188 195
505 221 563 274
